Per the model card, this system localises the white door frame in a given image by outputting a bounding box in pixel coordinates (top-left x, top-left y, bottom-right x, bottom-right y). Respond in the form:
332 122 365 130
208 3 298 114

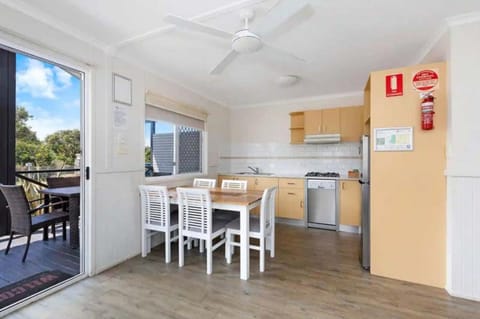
0 30 94 315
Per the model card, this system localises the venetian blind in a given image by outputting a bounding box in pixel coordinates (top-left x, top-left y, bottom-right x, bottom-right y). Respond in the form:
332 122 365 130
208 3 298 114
145 91 207 130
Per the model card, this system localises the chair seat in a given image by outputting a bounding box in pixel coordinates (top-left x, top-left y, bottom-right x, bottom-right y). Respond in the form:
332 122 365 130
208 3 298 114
226 216 261 233
214 209 238 222
32 210 69 228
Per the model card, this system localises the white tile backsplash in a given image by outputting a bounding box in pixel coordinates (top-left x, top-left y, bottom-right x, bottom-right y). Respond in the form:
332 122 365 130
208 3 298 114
218 142 362 176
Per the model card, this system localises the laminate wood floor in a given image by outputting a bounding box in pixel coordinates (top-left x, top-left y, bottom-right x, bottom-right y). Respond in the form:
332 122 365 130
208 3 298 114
5 224 480 319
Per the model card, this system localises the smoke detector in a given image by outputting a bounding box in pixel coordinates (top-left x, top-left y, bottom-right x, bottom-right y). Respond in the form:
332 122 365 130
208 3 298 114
276 75 300 87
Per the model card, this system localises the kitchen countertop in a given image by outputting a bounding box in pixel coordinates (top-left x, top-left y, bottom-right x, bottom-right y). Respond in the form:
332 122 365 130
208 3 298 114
218 172 360 181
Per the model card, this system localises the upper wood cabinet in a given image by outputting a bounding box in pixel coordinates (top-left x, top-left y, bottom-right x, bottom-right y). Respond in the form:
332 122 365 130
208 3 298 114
340 106 363 142
304 109 340 135
289 112 304 144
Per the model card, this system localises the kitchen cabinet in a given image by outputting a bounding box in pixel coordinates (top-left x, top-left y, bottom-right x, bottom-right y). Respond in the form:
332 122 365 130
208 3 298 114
304 109 340 135
340 106 363 142
339 180 361 226
289 112 304 144
251 177 278 215
278 178 305 220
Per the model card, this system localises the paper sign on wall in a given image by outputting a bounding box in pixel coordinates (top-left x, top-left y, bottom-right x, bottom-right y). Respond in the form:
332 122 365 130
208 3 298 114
386 73 403 97
374 127 414 152
412 69 439 92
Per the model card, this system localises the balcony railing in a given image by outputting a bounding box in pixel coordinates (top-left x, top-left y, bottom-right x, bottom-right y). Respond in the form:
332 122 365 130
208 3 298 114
15 168 80 202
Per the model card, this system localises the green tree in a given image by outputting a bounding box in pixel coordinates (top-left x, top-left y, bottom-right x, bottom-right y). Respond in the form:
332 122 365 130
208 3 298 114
16 106 39 143
35 143 56 167
15 106 41 166
45 129 80 166
16 140 38 166
145 146 151 162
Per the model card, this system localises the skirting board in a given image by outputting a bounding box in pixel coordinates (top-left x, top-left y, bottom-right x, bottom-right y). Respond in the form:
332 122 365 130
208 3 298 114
339 224 361 234
275 217 306 227
446 287 480 302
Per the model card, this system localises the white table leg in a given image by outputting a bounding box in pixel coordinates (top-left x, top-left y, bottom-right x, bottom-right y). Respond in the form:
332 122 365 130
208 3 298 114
240 205 250 280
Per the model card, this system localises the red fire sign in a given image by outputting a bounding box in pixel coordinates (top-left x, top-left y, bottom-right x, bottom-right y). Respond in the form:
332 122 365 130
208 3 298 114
412 69 439 92
386 74 403 97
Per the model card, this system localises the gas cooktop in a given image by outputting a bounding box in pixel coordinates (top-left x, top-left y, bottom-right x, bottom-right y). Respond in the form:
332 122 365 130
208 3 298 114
305 172 340 178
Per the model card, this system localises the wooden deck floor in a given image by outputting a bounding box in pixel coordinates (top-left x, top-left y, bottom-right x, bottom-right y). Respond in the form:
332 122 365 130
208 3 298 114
0 229 80 289
6 224 480 318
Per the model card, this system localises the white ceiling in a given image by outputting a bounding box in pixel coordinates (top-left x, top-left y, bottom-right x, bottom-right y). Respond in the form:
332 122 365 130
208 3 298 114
8 0 480 107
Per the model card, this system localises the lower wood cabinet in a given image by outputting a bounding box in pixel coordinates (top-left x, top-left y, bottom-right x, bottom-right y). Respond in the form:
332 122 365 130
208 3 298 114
339 180 361 226
277 178 305 220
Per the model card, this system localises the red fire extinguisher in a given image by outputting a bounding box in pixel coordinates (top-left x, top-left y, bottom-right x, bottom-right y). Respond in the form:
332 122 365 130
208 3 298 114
420 92 435 130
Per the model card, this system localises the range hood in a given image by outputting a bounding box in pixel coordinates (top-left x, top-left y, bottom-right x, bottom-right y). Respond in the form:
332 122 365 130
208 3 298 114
304 133 341 144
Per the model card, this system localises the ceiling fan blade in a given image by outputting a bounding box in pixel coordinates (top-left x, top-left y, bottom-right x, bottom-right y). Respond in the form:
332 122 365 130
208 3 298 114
253 1 310 37
164 14 233 39
210 50 239 75
263 43 306 63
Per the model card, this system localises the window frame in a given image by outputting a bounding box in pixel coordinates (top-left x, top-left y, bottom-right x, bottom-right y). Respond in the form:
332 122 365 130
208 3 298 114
144 119 208 182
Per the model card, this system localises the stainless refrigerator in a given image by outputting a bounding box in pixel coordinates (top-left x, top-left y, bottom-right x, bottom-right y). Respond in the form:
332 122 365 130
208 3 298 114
359 135 370 270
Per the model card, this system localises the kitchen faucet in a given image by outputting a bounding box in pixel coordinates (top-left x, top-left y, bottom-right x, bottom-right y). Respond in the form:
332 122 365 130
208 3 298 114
248 166 260 174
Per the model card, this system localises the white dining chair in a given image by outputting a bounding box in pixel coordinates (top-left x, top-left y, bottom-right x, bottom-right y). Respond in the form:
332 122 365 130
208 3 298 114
138 185 178 263
193 178 216 188
216 180 248 222
221 179 247 190
177 187 229 275
225 186 277 272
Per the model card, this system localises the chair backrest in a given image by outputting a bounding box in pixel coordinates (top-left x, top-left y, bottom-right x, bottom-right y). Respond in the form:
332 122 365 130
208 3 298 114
177 187 212 236
259 187 277 235
221 179 247 191
47 176 80 188
0 185 31 235
193 178 216 189
138 185 170 229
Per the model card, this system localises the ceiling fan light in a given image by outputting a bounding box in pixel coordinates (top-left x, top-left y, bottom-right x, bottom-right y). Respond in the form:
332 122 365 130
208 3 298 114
232 30 262 53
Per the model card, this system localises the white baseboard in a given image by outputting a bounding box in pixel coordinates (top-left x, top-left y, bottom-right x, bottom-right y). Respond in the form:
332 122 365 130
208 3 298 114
275 217 306 227
446 287 480 302
339 224 361 234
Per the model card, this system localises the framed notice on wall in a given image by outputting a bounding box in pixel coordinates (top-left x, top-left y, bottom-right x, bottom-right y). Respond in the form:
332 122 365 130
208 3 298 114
113 73 132 105
374 127 413 152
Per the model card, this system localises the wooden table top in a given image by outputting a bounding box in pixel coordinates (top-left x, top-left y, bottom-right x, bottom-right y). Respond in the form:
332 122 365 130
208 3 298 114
169 187 263 206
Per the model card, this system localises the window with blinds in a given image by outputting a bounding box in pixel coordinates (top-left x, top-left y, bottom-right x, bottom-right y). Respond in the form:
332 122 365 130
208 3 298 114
145 102 205 177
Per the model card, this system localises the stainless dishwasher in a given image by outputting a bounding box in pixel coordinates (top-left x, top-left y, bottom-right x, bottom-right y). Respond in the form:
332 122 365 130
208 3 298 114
307 179 338 230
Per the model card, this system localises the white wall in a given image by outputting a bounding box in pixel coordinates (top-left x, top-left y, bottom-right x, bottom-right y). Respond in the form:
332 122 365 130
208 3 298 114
222 94 364 176
0 3 230 274
444 19 480 301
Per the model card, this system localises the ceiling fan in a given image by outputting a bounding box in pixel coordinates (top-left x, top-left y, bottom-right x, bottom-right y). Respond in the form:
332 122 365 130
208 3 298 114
164 1 310 75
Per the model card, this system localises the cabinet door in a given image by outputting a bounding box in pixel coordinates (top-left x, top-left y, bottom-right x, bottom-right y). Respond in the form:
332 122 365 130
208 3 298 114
278 188 305 219
253 177 279 215
340 106 363 142
304 110 323 135
322 108 340 134
339 180 361 226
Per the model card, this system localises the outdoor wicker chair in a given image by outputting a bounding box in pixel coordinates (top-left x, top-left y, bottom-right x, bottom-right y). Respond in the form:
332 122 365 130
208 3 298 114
0 185 69 262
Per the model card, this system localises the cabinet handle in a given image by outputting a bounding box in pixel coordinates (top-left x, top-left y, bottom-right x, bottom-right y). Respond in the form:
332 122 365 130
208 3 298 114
287 182 295 185
300 200 303 208
288 192 296 195
255 179 258 185
342 182 345 190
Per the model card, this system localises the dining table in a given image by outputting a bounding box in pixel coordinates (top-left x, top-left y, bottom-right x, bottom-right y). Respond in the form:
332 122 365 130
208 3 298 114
40 186 80 249
169 187 264 280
